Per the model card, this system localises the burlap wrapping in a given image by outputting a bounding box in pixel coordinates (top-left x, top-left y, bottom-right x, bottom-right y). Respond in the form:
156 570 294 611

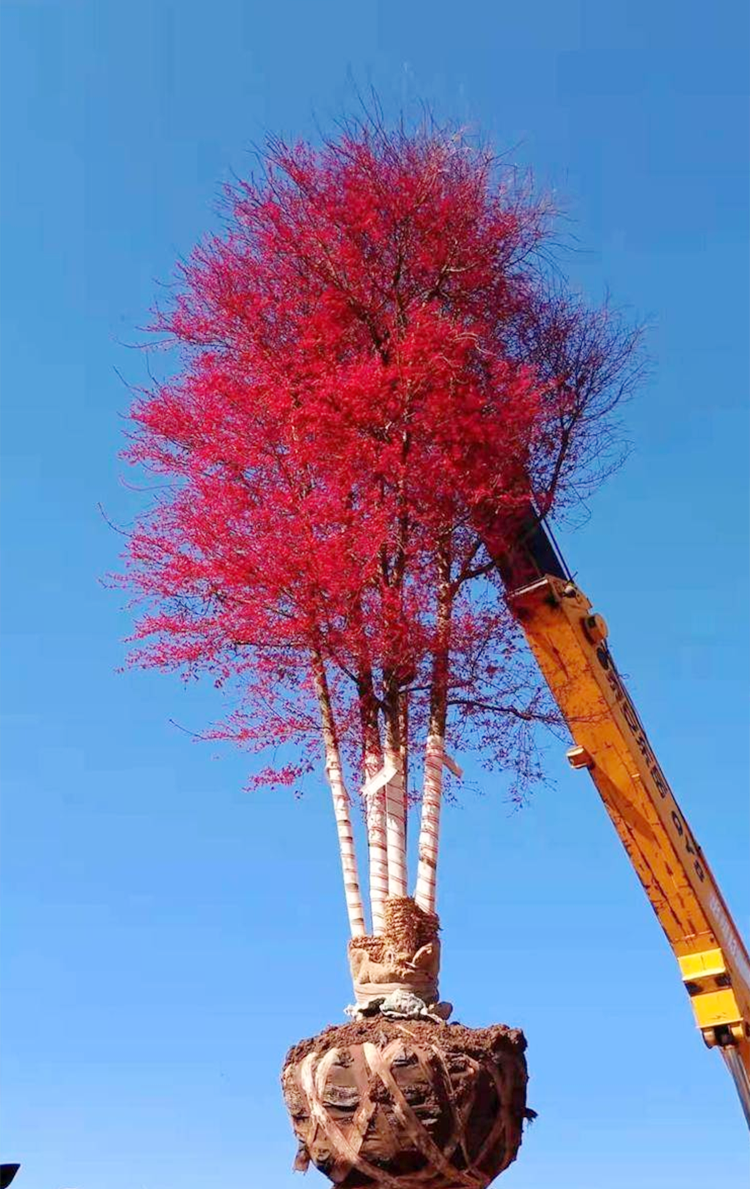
348 897 441 1008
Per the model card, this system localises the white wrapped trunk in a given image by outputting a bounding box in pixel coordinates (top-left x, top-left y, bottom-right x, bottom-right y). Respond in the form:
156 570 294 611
325 752 367 938
383 748 408 899
312 650 366 938
414 733 444 915
363 753 389 935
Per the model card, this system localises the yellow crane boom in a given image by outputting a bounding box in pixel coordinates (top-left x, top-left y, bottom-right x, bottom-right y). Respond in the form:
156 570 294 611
494 511 750 1126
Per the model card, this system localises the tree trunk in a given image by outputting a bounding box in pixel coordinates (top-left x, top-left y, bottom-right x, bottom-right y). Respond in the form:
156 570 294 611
311 649 366 938
400 687 410 843
414 546 452 916
358 664 388 936
383 696 408 900
364 771 388 935
414 732 444 915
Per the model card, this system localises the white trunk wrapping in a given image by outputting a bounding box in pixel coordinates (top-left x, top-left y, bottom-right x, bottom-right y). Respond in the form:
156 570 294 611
384 748 408 899
364 753 389 936
414 734 444 915
324 752 367 938
312 651 366 938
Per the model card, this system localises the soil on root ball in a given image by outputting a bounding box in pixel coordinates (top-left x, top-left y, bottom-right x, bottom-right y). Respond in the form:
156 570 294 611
281 1017 533 1188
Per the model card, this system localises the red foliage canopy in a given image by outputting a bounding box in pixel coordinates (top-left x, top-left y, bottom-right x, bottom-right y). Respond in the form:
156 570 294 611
119 121 641 804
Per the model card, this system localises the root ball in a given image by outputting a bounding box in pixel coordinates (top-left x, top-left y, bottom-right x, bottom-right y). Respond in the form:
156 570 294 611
282 1017 531 1187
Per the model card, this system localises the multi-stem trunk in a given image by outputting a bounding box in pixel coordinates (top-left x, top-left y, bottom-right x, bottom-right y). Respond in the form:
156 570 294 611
357 660 388 935
382 677 408 900
376 407 411 903
310 648 366 938
399 687 410 847
414 545 453 916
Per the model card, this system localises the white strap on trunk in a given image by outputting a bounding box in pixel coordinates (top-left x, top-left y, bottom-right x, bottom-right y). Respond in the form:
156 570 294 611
442 752 463 779
361 762 398 798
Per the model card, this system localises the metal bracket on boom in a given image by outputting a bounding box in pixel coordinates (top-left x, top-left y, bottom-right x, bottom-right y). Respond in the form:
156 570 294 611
567 745 594 771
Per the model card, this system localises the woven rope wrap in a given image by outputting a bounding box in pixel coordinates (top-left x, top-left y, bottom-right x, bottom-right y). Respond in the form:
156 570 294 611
282 1022 528 1188
348 897 441 1008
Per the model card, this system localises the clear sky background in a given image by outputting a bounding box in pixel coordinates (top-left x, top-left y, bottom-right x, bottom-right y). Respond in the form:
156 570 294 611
1 3 748 1187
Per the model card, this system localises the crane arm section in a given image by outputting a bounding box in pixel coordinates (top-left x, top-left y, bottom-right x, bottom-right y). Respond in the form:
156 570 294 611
492 512 750 1120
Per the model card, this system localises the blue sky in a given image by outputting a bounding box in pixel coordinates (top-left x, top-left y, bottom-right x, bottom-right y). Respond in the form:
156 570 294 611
1 2 748 1187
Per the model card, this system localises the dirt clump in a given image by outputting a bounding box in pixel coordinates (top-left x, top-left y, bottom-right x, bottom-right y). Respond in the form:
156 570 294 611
285 1017 526 1067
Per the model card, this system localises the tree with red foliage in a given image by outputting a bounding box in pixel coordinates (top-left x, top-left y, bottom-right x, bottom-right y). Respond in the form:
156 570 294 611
118 118 642 952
